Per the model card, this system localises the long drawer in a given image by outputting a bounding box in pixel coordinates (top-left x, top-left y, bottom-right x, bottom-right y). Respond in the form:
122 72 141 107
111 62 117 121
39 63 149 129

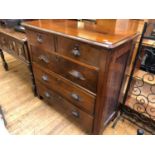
37 83 93 133
31 46 98 93
57 36 102 67
33 63 96 114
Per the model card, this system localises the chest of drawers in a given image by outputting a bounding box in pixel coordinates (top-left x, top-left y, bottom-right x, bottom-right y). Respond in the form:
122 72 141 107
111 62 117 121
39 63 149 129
23 19 138 134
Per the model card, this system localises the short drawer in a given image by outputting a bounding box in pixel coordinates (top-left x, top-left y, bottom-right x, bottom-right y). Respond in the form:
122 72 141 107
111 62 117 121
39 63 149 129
26 29 55 52
57 36 102 67
31 46 98 93
33 63 96 114
37 83 93 133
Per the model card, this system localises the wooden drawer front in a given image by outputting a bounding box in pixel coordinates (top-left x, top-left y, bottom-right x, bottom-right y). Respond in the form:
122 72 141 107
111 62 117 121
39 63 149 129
26 29 55 52
0 34 28 61
0 33 8 50
33 64 96 114
0 33 3 48
31 46 51 66
57 36 102 67
37 83 93 133
16 42 27 61
0 34 17 55
8 39 18 55
31 46 98 93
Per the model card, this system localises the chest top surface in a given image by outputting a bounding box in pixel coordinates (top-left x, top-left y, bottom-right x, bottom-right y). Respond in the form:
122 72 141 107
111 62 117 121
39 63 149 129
23 19 140 49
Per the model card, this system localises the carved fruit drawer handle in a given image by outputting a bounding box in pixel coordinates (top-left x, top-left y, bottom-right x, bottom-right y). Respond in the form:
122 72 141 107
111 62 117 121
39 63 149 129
44 92 50 98
71 47 80 57
70 93 80 101
37 34 43 43
42 75 48 81
68 70 85 80
38 55 49 63
71 110 79 118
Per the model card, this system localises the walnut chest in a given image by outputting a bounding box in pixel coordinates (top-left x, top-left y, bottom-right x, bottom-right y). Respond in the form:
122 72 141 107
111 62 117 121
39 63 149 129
23 19 138 134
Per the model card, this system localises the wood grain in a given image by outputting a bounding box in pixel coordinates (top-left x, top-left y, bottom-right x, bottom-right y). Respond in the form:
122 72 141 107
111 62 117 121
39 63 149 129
22 19 139 48
37 83 93 133
31 46 99 93
0 53 147 134
57 35 104 67
33 63 96 114
24 19 138 134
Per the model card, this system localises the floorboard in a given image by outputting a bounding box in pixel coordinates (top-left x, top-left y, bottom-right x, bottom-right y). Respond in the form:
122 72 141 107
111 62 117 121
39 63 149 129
0 53 146 135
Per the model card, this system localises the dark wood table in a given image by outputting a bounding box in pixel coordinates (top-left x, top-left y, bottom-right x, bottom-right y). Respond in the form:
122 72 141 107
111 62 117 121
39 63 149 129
0 26 36 96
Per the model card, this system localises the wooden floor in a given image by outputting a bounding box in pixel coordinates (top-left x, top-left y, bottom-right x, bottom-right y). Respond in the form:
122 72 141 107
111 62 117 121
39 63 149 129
0 53 144 135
